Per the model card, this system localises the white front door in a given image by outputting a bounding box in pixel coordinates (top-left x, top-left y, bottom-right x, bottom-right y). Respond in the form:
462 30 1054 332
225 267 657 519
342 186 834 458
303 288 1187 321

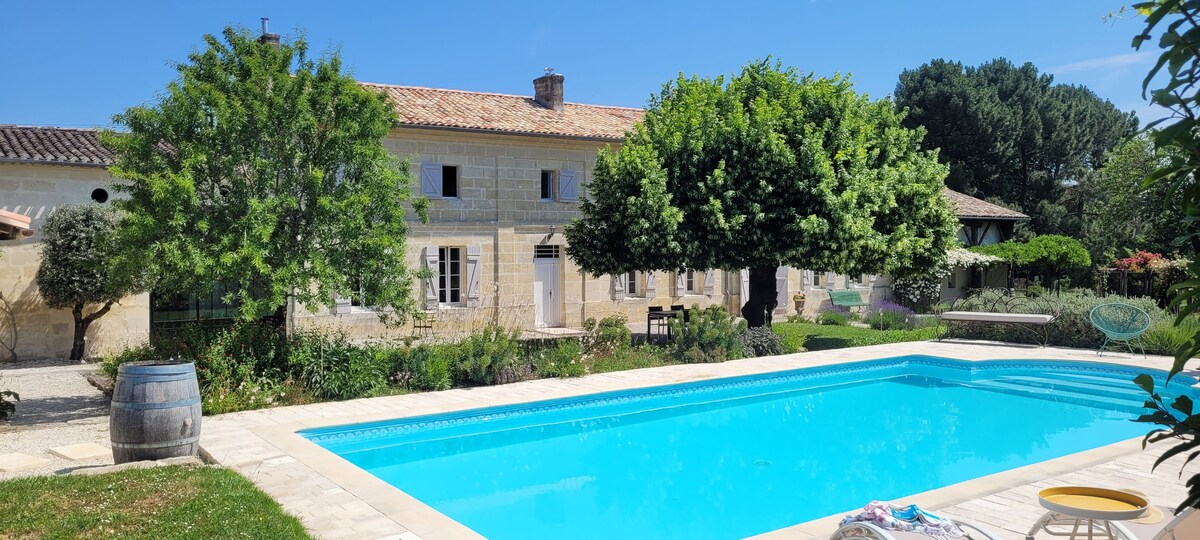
534 259 561 327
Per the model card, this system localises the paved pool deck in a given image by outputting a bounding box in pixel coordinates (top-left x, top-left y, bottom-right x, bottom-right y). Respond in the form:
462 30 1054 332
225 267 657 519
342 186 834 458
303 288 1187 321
199 340 1198 540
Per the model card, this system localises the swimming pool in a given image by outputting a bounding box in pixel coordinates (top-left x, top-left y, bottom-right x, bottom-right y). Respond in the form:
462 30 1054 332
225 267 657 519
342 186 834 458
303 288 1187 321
301 355 1196 540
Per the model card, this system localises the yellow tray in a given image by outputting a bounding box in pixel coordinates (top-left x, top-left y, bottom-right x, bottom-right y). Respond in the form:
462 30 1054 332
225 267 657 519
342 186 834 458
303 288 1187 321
1038 487 1149 521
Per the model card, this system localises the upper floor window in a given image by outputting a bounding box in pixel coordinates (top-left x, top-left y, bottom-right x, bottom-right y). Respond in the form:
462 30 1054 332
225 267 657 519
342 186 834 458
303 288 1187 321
684 269 698 294
626 272 639 296
541 170 557 200
439 246 462 304
442 165 459 198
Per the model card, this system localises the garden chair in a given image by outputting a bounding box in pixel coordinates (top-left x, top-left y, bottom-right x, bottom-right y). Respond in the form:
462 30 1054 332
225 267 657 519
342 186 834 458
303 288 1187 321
1112 506 1199 540
1088 303 1151 357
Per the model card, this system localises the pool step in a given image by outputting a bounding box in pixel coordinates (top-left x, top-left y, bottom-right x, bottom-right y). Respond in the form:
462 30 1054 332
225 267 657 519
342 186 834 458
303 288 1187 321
991 376 1147 401
957 380 1147 414
1010 372 1145 392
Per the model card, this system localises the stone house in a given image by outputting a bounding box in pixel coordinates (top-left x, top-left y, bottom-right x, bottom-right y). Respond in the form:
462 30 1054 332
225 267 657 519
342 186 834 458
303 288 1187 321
0 75 1025 357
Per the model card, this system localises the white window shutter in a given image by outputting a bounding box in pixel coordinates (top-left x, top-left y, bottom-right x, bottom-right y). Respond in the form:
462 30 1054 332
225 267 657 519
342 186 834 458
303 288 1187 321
775 267 790 314
420 162 443 198
611 274 626 300
740 269 750 302
703 271 715 297
422 247 439 309
465 245 482 307
673 271 685 296
558 170 578 201
334 295 351 315
644 271 657 298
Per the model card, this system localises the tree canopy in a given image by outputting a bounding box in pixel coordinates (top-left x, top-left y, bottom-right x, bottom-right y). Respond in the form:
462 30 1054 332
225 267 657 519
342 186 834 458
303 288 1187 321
104 27 427 324
36 204 143 360
895 58 1138 236
565 60 958 326
1076 134 1187 262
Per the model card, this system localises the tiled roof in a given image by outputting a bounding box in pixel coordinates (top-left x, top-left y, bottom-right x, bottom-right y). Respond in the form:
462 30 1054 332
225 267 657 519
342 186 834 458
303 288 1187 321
944 188 1029 220
0 125 113 166
363 83 644 140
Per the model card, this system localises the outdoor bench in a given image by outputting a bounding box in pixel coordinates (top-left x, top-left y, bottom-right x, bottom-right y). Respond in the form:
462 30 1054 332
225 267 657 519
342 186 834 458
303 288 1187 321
936 289 1057 346
828 289 868 311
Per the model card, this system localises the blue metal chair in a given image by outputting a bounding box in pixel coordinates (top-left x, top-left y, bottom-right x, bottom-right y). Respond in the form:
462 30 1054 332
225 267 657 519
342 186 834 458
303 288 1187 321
1087 303 1151 357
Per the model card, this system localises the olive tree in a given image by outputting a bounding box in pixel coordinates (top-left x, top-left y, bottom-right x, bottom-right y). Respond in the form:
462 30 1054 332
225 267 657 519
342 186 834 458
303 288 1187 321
565 60 958 326
36 204 143 361
104 27 428 327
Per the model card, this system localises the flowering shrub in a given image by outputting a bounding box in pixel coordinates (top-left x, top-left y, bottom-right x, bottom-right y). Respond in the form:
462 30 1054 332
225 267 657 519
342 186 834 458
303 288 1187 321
1113 250 1166 272
893 248 1000 312
892 268 949 310
864 300 914 330
946 248 1002 268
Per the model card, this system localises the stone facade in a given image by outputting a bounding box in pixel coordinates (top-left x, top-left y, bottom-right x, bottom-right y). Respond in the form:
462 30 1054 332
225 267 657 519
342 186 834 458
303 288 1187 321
0 162 150 360
293 127 735 340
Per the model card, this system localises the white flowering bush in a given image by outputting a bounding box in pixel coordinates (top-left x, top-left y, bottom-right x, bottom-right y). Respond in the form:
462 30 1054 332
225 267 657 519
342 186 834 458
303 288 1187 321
946 248 1002 269
893 249 1002 310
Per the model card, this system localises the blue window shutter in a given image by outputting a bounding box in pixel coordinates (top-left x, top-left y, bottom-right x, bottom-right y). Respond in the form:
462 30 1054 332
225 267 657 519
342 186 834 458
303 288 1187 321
421 163 443 198
558 170 578 201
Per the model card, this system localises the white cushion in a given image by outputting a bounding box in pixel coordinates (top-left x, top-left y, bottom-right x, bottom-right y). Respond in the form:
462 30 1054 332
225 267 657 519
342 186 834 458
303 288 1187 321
938 311 1054 324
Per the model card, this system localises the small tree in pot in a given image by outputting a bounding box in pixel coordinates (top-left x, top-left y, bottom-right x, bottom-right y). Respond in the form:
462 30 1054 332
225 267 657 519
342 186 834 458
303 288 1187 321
36 204 144 361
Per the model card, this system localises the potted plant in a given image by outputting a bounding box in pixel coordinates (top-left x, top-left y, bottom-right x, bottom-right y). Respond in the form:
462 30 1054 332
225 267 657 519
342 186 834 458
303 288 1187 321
792 293 806 314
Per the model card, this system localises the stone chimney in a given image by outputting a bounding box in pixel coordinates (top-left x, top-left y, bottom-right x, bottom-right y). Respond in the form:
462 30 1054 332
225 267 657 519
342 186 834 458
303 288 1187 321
533 72 565 112
258 17 280 47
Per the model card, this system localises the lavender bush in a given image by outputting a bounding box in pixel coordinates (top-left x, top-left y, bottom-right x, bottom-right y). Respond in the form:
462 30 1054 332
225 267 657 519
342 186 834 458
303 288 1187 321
865 300 914 330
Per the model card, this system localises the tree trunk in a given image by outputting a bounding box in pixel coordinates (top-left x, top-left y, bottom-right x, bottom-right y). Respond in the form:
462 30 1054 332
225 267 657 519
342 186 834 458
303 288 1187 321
70 305 86 362
741 265 779 328
69 302 114 363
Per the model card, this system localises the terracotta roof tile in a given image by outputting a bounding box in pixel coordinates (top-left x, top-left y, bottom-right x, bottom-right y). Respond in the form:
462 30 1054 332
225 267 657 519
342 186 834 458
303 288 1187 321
363 83 644 140
0 125 112 166
943 188 1029 220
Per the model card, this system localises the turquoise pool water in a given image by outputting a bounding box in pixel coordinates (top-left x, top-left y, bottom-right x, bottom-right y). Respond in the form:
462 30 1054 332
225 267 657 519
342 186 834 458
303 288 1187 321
302 356 1195 540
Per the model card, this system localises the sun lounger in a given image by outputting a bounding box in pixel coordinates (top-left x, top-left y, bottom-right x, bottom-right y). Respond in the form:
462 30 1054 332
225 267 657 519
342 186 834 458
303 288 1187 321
833 501 1000 540
831 518 1000 540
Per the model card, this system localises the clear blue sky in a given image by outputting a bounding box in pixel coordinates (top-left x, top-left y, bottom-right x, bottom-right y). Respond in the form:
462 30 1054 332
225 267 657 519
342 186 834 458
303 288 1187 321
0 1 1162 128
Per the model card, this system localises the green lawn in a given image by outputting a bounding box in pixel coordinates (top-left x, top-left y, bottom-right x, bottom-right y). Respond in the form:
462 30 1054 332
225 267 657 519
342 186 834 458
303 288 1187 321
0 465 310 540
773 322 939 351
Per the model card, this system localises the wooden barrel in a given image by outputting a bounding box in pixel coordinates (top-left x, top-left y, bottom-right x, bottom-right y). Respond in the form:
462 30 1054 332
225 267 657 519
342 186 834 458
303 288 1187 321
110 361 202 464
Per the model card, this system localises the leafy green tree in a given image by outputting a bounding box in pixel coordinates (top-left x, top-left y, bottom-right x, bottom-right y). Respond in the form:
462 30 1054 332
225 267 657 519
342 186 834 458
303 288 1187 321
104 27 427 326
970 235 1091 287
1076 134 1187 263
896 58 1138 235
35 204 144 361
565 60 959 327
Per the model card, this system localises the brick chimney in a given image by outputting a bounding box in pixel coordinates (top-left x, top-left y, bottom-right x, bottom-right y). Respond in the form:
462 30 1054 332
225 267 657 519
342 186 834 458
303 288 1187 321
533 72 565 112
258 17 280 47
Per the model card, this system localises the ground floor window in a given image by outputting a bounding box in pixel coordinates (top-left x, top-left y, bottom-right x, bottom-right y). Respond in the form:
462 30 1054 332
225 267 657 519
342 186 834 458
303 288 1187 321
439 246 462 304
150 283 241 325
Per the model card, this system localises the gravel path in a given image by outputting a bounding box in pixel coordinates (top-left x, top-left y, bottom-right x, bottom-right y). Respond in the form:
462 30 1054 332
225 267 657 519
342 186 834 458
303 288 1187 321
0 359 114 479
